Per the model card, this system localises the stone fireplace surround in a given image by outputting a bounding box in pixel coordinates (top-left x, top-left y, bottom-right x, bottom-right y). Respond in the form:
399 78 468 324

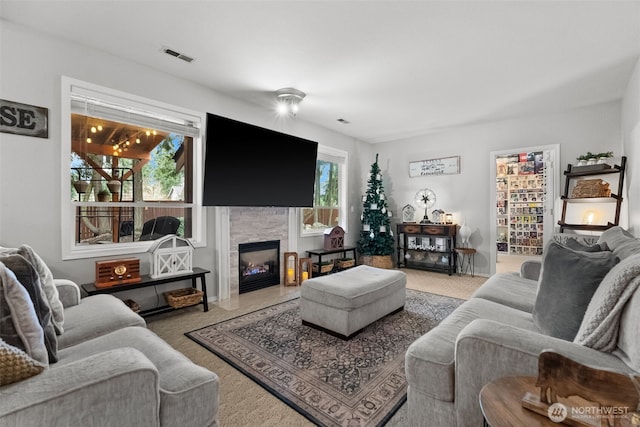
214 206 297 300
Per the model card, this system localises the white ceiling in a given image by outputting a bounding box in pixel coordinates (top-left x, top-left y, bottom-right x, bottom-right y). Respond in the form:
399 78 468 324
2 1 640 144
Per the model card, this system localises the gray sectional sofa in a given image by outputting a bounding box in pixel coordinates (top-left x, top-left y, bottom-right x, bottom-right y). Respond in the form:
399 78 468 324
0 246 219 426
405 226 640 427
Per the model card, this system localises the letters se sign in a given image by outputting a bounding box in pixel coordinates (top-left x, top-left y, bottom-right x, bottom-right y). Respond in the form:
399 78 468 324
0 99 49 138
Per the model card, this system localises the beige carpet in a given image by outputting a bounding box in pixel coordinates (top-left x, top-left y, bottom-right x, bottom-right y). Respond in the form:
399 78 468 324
147 269 487 426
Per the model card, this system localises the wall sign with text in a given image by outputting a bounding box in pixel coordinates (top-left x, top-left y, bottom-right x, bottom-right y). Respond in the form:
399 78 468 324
409 156 460 177
0 99 49 138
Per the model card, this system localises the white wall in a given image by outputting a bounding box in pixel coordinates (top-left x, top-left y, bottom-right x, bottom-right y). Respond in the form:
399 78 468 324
373 102 623 276
622 57 640 236
0 19 632 287
0 20 365 297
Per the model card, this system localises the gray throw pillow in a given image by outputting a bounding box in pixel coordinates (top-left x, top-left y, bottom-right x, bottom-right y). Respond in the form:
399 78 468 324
564 239 604 252
1 254 58 363
0 245 65 334
532 241 619 341
0 262 48 365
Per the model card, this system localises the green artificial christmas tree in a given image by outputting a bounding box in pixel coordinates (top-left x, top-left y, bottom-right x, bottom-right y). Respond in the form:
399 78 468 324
357 154 395 265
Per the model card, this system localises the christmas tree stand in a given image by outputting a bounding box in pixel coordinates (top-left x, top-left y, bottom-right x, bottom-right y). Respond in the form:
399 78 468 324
359 254 394 269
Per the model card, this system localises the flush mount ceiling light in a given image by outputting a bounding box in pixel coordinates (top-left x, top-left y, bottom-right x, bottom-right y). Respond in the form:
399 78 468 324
275 87 306 117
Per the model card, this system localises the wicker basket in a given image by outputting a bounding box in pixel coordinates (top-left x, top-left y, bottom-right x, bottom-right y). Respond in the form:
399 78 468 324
359 255 394 269
123 299 141 313
164 288 204 309
336 258 355 269
312 262 334 274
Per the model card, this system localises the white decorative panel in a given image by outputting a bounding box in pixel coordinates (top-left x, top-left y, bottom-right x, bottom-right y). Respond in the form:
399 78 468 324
148 235 194 278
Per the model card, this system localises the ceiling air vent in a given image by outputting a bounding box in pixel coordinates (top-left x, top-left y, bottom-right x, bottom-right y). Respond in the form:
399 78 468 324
162 47 194 63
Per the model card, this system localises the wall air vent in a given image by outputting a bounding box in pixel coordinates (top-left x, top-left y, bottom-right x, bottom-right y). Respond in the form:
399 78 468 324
162 47 195 63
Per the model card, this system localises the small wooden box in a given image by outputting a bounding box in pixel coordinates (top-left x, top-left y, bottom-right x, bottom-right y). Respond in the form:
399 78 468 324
95 258 141 288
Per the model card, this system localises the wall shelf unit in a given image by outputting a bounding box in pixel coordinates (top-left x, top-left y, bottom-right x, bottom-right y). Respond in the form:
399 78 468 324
558 156 626 233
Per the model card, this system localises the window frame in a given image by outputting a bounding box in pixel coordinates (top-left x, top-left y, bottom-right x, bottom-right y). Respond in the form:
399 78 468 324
61 77 206 260
300 145 348 237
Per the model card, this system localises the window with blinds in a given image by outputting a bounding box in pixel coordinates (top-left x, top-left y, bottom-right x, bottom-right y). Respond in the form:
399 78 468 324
61 77 205 259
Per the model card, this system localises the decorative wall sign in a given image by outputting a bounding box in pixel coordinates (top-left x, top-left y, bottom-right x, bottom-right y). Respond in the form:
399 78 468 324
409 156 460 177
0 99 49 138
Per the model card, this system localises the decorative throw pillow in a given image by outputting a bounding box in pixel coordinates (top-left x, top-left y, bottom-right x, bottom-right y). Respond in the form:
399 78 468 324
0 338 46 386
0 262 48 365
597 226 639 260
532 241 619 341
0 245 65 334
564 239 604 252
574 253 640 351
0 254 58 363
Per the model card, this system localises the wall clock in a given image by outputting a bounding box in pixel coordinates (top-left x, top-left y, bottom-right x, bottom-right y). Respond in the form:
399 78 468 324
414 188 436 224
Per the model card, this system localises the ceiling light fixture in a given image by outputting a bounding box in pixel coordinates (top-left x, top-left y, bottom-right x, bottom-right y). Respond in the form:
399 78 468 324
275 87 306 117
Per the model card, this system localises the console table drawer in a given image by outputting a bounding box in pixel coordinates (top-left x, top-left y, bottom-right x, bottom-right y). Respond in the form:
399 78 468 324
400 224 422 234
422 225 447 235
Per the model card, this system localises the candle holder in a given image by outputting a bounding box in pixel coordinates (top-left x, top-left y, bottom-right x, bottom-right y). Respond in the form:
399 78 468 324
298 257 312 283
283 252 299 286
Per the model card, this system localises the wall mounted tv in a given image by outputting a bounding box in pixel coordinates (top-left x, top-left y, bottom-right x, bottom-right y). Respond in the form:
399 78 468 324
202 113 319 207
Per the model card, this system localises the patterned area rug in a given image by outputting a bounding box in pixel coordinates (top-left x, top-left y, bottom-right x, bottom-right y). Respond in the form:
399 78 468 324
186 289 463 427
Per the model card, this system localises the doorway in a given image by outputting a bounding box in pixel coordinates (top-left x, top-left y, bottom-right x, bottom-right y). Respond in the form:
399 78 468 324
489 145 559 275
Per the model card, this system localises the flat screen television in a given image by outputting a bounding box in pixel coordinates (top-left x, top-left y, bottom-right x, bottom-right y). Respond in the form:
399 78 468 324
202 113 319 207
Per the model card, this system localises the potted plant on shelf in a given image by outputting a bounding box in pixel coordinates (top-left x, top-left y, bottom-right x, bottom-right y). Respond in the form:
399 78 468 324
72 168 92 194
596 151 614 164
576 152 596 166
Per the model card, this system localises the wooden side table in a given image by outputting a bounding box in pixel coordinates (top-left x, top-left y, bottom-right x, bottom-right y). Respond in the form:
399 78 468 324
479 376 557 427
455 247 476 277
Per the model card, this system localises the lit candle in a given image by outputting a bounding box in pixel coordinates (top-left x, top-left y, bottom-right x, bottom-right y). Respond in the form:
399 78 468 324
380 225 386 232
287 268 294 283
363 224 370 231
301 271 309 281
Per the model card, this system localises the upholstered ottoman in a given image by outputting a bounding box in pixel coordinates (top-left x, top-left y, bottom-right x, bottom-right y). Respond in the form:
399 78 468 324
300 265 407 339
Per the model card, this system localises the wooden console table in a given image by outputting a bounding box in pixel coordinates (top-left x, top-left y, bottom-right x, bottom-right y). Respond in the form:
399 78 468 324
396 223 457 275
81 267 209 317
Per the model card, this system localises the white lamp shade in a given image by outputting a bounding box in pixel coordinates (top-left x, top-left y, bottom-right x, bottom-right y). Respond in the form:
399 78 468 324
459 223 472 245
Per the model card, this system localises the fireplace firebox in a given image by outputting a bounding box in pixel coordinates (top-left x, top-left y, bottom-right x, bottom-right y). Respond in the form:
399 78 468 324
238 240 280 294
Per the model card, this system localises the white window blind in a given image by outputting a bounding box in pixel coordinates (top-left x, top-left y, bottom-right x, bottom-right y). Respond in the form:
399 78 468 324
70 88 200 137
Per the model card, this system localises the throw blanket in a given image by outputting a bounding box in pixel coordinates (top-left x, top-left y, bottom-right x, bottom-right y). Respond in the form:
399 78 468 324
574 253 640 351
